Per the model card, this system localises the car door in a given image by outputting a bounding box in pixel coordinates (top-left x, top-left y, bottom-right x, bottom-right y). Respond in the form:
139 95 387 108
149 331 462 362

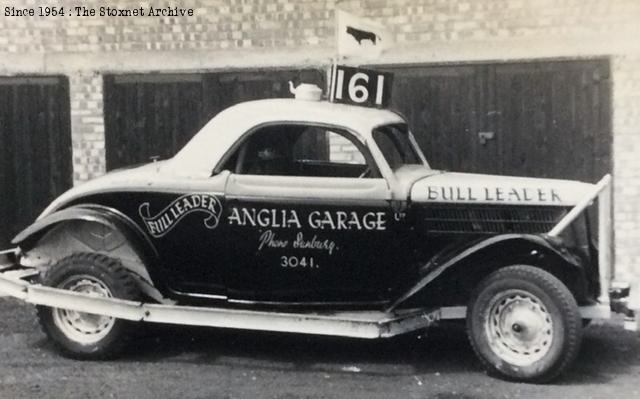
222 123 402 304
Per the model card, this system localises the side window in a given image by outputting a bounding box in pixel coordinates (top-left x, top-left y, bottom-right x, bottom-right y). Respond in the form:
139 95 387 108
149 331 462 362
235 125 293 176
291 126 330 162
226 124 376 178
292 128 365 165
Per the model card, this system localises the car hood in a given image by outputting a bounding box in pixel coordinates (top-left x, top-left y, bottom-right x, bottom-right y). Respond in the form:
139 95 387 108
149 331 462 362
409 171 595 206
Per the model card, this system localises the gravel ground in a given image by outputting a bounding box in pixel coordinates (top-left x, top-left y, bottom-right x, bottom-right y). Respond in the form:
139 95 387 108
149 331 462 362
0 298 639 399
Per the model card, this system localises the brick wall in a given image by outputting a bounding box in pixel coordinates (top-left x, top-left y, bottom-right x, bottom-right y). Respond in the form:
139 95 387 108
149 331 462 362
0 0 334 53
68 72 105 184
0 0 639 280
611 53 640 282
370 0 639 43
1 1 638 58
329 133 365 164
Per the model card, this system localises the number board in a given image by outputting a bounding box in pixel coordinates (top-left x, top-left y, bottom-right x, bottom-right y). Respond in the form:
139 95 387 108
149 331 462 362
329 65 393 108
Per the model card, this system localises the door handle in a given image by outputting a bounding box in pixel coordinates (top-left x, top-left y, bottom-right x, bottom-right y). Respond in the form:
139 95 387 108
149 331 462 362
478 131 495 145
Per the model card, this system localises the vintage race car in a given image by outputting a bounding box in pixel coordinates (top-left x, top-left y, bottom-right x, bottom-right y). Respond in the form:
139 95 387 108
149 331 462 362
0 81 634 383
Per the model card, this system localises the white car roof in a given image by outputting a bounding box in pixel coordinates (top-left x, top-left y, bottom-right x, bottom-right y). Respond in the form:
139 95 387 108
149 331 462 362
166 98 406 178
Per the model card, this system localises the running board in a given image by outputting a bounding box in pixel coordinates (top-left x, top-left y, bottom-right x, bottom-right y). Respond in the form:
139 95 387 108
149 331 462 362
0 269 439 339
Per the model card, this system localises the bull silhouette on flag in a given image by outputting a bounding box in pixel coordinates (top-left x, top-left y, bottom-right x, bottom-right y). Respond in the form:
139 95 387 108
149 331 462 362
336 10 392 60
346 26 379 45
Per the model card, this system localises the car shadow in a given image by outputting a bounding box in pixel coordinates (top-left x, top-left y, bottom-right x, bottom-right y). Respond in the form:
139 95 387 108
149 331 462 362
128 320 478 377
28 312 640 384
120 319 640 383
558 320 640 385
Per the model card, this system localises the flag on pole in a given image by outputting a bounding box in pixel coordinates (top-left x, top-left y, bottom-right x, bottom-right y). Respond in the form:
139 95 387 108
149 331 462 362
335 10 392 61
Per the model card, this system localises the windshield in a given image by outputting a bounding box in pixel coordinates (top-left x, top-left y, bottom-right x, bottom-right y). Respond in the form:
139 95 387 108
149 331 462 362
372 124 425 170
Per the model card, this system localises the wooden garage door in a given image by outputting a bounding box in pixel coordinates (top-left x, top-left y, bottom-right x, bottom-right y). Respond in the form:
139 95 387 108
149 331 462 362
104 69 324 170
103 74 205 171
0 76 72 247
386 60 611 183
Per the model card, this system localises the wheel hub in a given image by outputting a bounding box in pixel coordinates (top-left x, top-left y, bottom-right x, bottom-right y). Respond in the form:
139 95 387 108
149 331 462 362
51 275 116 344
485 290 553 366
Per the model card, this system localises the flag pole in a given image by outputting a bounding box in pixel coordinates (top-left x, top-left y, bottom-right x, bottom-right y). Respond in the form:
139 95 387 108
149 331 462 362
329 5 342 102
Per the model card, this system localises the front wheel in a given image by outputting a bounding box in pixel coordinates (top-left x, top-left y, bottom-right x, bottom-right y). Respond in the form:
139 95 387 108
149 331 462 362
467 265 582 382
37 253 142 359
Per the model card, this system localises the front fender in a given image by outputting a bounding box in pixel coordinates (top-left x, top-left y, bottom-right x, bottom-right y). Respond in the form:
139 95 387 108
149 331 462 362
387 234 586 312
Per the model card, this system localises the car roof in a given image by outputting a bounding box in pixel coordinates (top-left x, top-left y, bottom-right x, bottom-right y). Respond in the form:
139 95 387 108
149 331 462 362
167 98 406 177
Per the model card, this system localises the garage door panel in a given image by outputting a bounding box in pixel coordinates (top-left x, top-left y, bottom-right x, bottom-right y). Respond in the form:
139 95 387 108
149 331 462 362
0 76 72 247
495 66 554 178
104 74 206 170
386 60 611 183
388 66 486 174
495 60 611 182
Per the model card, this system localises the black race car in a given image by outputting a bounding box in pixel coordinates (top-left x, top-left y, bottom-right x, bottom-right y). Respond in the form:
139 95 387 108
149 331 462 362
0 80 632 383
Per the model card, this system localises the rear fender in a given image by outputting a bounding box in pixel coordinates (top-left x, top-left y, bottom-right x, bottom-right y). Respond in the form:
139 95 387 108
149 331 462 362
12 205 161 295
387 234 587 312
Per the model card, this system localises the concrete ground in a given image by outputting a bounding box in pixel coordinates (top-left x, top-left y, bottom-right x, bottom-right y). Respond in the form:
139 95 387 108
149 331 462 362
0 298 639 399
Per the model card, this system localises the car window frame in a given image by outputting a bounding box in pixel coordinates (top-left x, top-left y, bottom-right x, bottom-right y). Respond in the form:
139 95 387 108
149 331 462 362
372 123 424 171
212 121 383 179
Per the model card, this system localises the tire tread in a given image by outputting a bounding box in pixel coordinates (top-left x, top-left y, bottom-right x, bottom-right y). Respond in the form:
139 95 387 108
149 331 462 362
36 252 141 360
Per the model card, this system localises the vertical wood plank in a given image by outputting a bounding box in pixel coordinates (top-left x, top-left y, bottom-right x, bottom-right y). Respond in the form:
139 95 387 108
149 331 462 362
0 76 72 247
384 65 482 173
494 60 611 182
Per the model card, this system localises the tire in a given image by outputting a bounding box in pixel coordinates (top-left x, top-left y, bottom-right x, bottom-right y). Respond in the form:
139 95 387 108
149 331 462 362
466 265 582 382
36 253 142 359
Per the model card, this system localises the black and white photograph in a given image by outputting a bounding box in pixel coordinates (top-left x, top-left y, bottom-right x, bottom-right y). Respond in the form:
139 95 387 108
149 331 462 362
0 1 639 398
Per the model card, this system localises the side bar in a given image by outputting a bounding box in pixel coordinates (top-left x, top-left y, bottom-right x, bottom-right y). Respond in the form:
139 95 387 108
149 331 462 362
0 269 439 339
547 174 614 306
598 175 613 304
548 174 612 237
546 175 639 330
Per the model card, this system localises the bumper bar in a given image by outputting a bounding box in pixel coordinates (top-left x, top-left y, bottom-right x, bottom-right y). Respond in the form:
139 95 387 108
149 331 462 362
0 262 439 339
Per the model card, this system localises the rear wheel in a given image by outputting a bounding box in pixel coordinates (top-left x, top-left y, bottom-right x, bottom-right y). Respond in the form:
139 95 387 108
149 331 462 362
37 253 142 359
467 265 582 382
